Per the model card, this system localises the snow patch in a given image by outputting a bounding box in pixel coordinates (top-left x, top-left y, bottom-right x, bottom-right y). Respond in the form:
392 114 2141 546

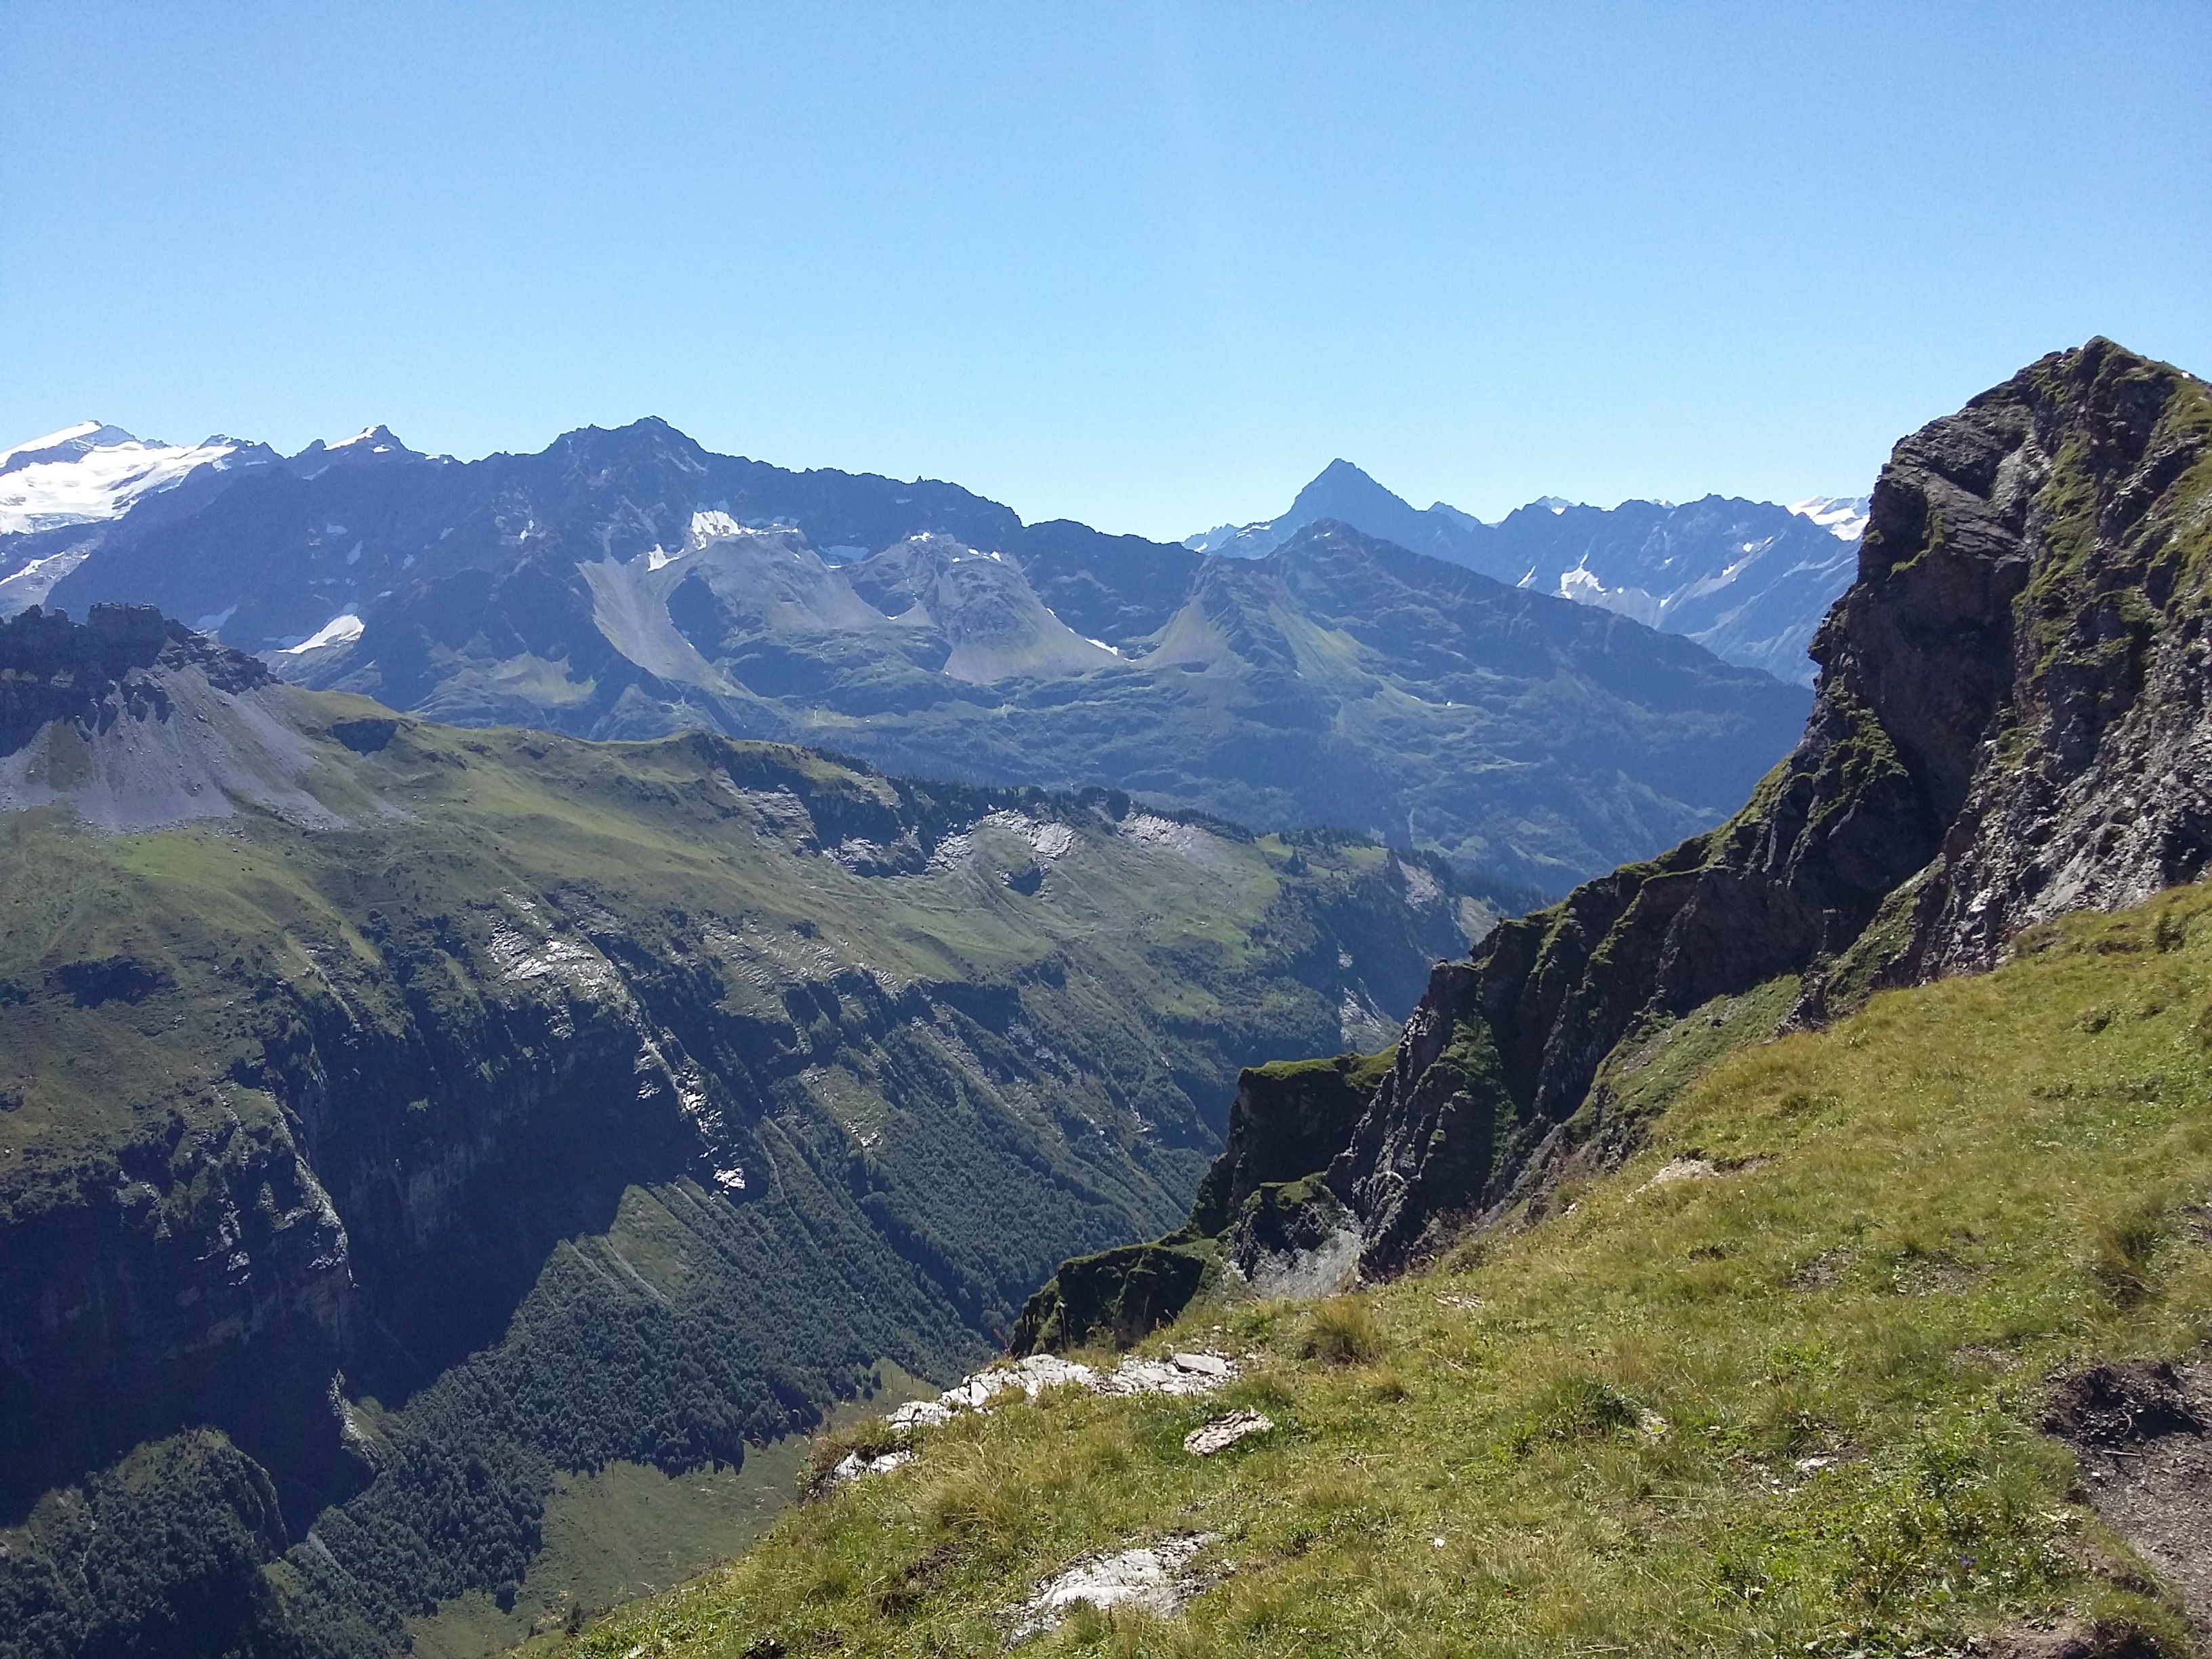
279 613 364 654
0 421 104 468
1787 495 1870 541
686 509 745 546
0 428 241 536
1556 564 1664 628
0 545 96 616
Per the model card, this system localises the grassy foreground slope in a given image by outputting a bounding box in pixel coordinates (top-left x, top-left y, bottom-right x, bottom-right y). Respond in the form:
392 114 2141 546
570 879 2212 1656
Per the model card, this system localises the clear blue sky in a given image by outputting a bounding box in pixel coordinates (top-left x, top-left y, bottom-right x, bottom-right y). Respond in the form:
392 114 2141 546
5 3 2207 539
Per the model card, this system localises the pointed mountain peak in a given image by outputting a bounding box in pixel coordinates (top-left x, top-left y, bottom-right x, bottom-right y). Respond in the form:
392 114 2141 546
1277 459 1433 554
293 425 420 464
1286 459 1413 518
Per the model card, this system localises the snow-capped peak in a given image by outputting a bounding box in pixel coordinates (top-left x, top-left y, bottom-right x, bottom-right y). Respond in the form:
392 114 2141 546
1787 495 1870 541
298 424 415 462
0 421 115 470
687 509 747 546
0 424 243 537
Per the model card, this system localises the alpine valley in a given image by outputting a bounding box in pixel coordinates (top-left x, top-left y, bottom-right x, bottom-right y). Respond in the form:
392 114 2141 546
0 602 1487 1658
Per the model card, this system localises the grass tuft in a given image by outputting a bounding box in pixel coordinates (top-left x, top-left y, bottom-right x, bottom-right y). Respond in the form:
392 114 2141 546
1297 1296 1385 1366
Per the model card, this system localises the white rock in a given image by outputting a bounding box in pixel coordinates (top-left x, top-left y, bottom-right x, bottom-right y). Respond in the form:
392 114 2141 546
1099 1351 1238 1397
1169 1351 1233 1378
830 1448 912 1482
1182 1410 1271 1456
1011 1534 1217 1641
886 1399 954 1431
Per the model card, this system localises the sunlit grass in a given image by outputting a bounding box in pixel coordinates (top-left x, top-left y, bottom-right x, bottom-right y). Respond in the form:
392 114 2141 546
562 883 2212 1657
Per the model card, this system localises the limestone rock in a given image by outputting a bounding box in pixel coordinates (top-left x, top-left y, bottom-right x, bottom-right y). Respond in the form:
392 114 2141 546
1183 1410 1271 1456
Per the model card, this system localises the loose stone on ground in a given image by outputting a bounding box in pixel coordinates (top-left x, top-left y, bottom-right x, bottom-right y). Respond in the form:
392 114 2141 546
1010 1534 1220 1641
1183 1410 1271 1456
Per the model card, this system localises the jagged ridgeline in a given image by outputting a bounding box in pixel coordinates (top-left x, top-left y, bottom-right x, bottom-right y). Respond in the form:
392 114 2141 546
0 606 1488 1658
1023 336 2212 1345
5 417 1813 893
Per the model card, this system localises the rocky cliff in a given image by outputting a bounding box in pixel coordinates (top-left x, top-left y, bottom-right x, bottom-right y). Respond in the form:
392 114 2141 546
1336 337 2212 1271
1020 337 2212 1323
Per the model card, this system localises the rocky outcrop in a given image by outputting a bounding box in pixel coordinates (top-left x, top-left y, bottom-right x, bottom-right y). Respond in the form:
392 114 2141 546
0 603 270 756
1324 338 2212 1272
1029 340 2212 1291
1012 1050 1389 1352
1006 1242 1212 1357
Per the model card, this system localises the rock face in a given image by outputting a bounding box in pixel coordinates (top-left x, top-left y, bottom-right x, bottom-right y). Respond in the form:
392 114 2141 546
1012 1052 1386 1352
1032 339 2212 1293
1328 338 2212 1271
0 603 270 749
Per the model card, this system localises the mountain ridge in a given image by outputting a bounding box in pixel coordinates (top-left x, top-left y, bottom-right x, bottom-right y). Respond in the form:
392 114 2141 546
1187 458 1866 684
2 431 1813 889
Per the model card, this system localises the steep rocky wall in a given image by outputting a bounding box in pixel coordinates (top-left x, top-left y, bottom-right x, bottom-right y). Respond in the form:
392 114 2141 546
1324 339 2212 1273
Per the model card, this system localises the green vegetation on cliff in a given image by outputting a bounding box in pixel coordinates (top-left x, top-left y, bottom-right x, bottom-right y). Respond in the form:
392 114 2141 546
565 878 2212 1655
0 654 1486 1659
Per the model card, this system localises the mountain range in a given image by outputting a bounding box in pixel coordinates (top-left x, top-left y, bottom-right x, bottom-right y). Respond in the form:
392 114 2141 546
0 422 1820 891
1187 458 1866 684
7 337 2211 1658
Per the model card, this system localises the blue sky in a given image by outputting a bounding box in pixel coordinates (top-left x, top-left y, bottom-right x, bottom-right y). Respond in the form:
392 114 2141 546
4 3 2207 538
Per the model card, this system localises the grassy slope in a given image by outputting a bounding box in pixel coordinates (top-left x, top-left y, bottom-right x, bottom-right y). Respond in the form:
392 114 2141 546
0 694 1483 1656
563 880 2212 1656
0 695 1431 1257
